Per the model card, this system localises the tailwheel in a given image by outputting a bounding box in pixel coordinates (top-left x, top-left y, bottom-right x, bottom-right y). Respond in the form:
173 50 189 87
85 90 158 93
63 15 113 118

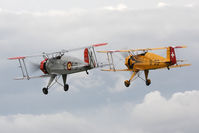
146 79 151 86
42 88 48 95
64 84 69 91
124 80 130 87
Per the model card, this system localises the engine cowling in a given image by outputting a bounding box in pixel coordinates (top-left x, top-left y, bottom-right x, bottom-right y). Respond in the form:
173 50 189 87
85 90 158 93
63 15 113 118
125 56 135 69
40 58 48 74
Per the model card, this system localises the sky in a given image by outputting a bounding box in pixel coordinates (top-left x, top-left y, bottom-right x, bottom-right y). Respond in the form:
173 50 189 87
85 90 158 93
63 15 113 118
0 0 199 133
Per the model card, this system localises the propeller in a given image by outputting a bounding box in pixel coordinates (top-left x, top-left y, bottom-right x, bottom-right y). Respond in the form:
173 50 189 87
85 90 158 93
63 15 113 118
29 61 41 73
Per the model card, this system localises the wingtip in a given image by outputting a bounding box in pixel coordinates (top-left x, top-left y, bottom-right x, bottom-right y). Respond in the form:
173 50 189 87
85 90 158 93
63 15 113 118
8 56 26 60
174 45 187 49
93 43 108 47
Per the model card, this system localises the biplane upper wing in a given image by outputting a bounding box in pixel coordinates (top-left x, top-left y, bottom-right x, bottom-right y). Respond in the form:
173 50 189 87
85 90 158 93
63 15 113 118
38 43 108 58
8 56 26 60
61 43 108 53
8 43 108 60
97 46 187 53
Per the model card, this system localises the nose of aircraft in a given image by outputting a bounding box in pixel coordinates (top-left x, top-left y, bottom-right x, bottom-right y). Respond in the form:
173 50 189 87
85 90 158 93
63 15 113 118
40 58 48 74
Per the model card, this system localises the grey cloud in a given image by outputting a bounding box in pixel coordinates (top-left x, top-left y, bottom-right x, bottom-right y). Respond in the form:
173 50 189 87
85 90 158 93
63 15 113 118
1 7 199 54
0 6 198 115
131 91 199 133
0 90 199 133
0 0 199 11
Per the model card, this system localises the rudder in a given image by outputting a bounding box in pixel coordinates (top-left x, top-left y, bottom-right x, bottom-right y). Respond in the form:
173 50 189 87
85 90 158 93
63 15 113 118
167 47 177 65
84 48 96 67
84 48 89 64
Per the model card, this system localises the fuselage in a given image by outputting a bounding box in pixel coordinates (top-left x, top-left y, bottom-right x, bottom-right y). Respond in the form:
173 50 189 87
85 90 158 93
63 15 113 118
40 56 91 75
125 52 171 71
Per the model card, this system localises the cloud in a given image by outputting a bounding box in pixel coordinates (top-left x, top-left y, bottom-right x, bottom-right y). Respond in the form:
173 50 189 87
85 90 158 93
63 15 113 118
0 90 199 133
0 3 198 133
108 73 132 93
157 2 169 8
131 90 199 133
103 4 128 11
185 3 195 8
0 112 95 133
1 6 199 55
0 5 198 116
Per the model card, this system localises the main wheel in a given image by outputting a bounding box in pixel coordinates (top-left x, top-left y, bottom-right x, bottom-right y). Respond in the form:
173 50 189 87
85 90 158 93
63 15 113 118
64 84 69 91
42 88 48 95
124 80 130 87
146 79 151 86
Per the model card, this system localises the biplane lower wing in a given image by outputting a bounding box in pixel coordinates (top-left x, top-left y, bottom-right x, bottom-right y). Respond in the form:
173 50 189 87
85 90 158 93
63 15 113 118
102 69 132 72
14 75 51 80
159 64 191 70
169 64 191 69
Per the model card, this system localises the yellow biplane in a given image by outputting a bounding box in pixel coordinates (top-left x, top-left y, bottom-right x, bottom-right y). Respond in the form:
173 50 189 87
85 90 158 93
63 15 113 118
98 46 191 87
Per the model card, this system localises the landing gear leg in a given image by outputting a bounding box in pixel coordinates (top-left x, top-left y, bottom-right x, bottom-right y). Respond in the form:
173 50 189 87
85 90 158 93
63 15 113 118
86 70 89 75
144 70 151 86
124 71 138 87
42 74 56 95
62 74 69 92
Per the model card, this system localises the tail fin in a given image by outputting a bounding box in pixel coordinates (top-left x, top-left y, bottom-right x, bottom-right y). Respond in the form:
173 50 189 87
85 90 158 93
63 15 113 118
84 48 96 67
84 48 89 64
167 47 177 65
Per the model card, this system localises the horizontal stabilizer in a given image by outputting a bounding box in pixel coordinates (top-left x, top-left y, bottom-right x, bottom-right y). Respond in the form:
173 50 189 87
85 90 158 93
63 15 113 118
169 64 191 69
177 60 186 62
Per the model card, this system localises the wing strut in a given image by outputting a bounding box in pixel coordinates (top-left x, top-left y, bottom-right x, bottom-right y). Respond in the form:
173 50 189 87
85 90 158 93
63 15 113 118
106 52 116 71
22 59 30 80
16 58 30 80
8 57 30 80
91 43 108 67
91 47 98 67
18 59 25 77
